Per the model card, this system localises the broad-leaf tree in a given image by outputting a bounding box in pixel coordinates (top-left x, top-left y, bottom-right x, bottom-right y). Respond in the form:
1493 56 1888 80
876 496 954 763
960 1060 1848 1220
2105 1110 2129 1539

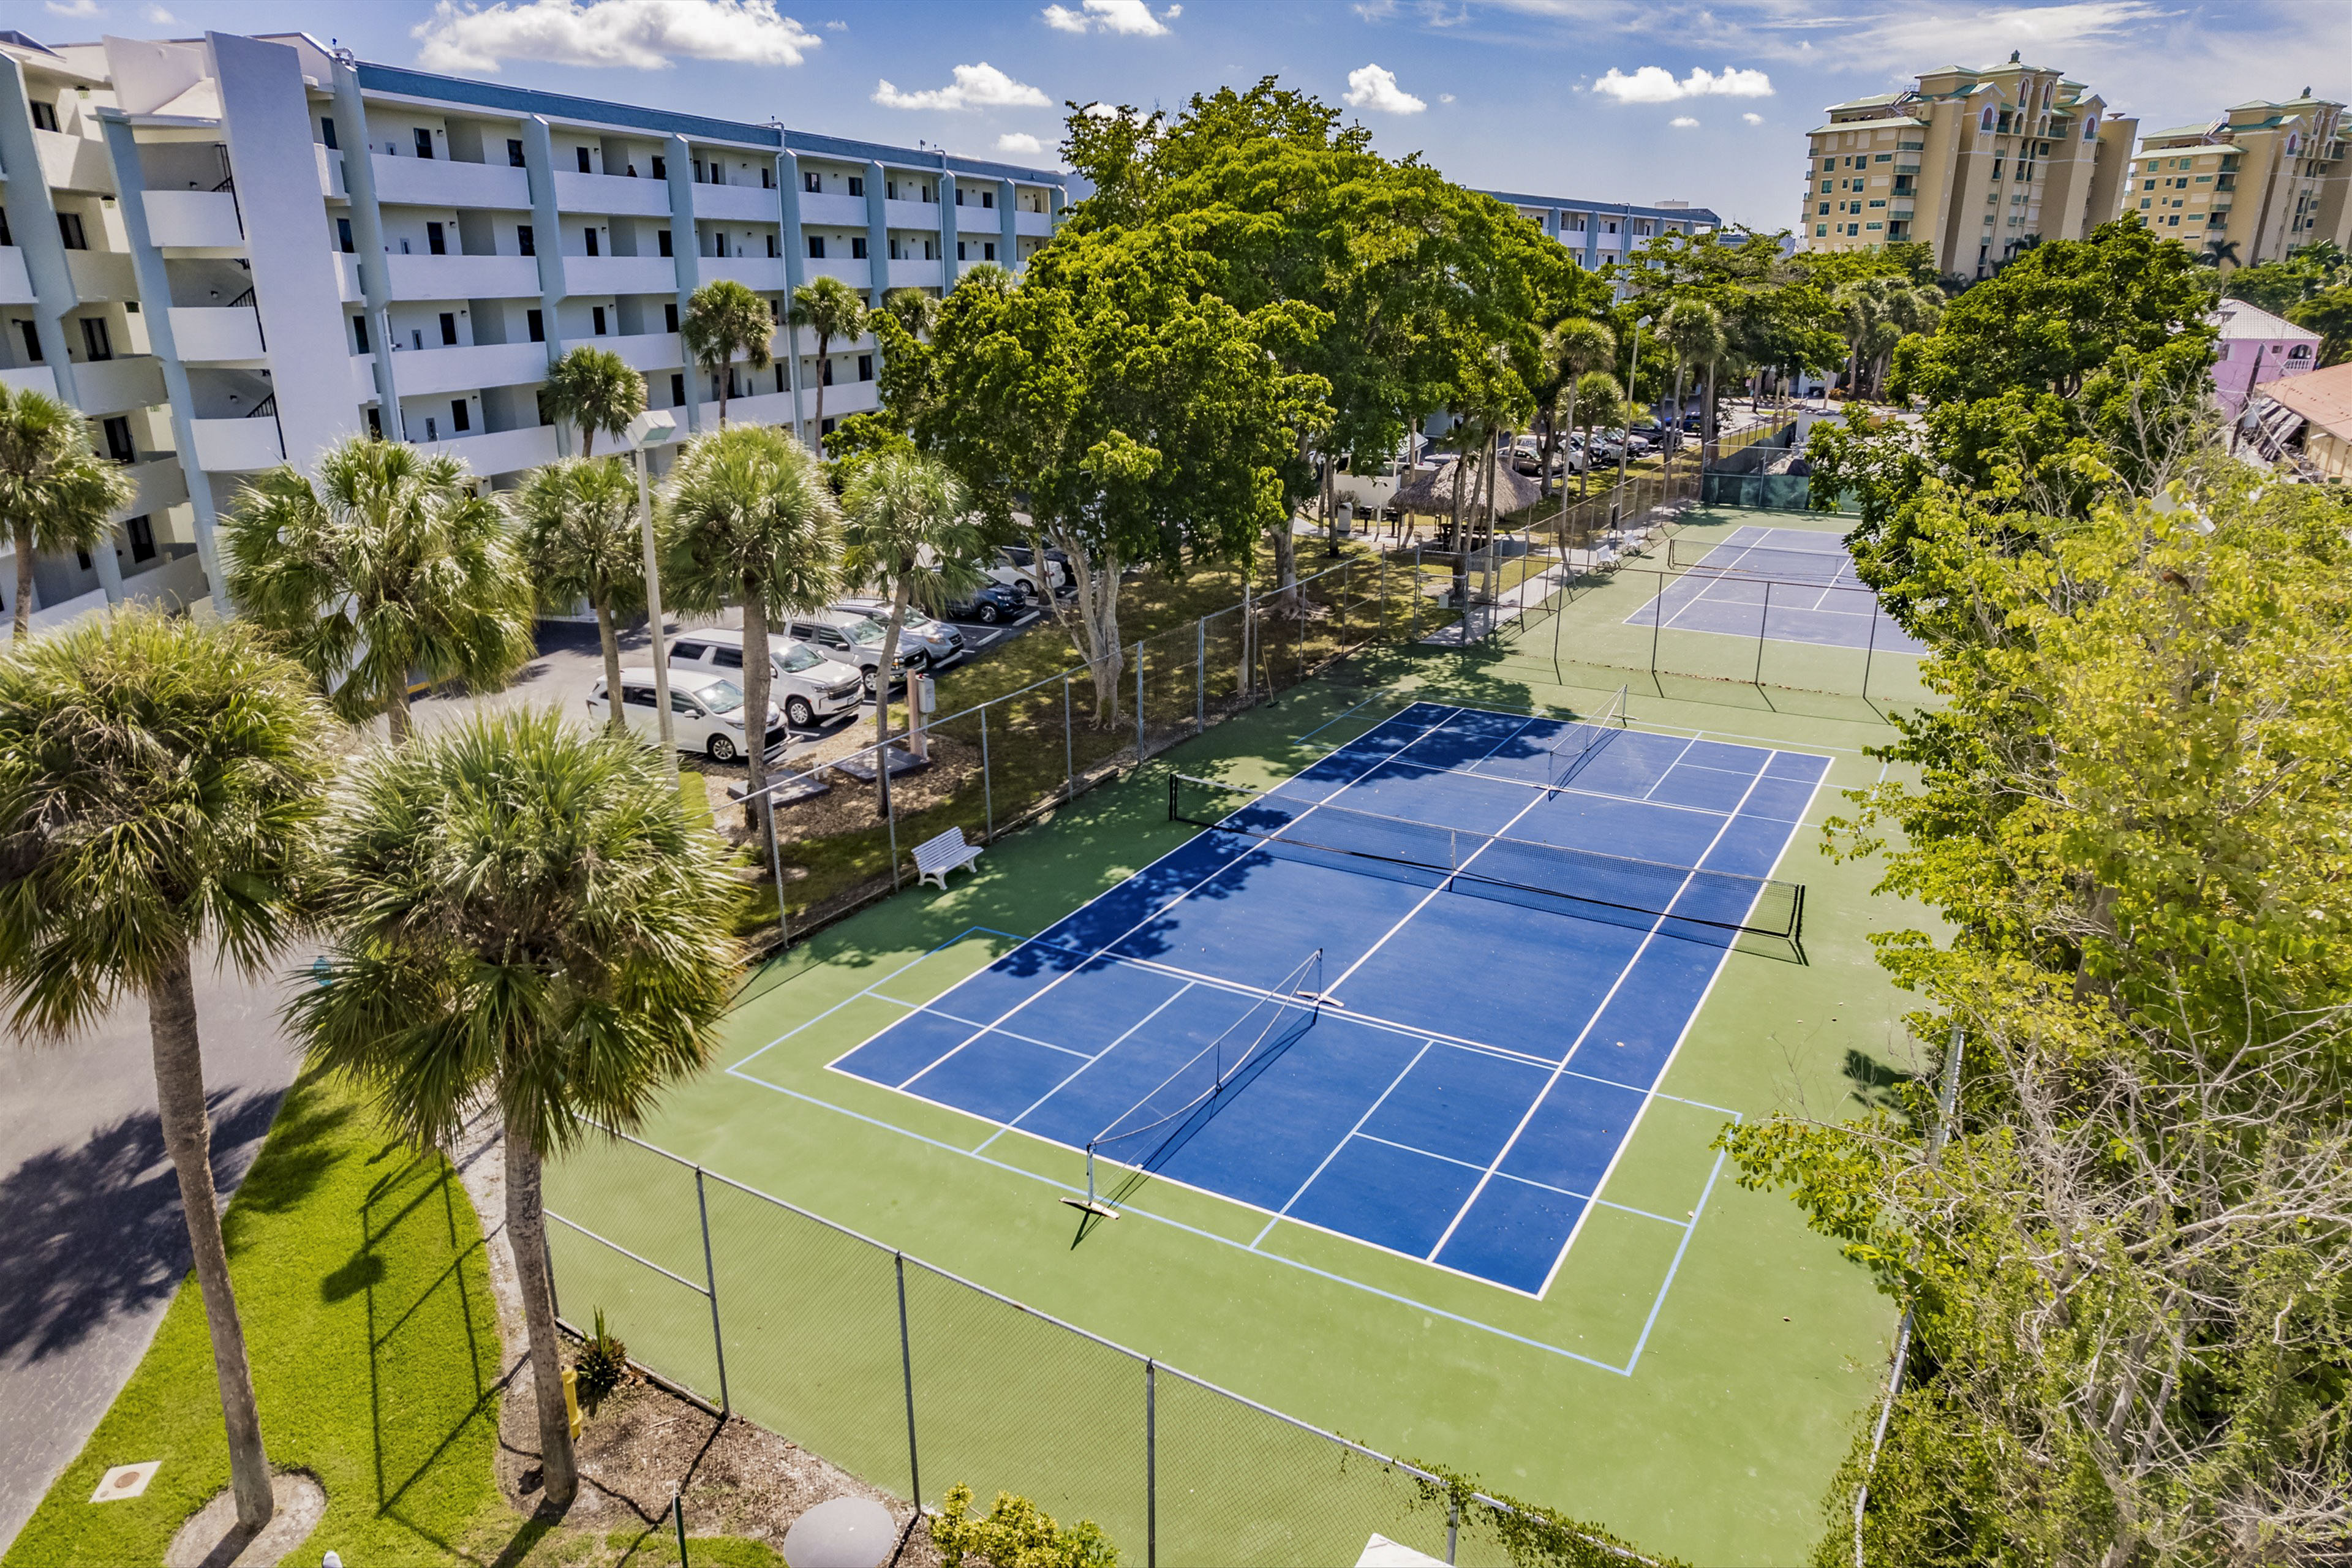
0 383 137 642
840 450 982 804
540 345 646 458
682 279 775 429
0 608 333 1533
659 425 840 816
291 709 739 1513
788 274 868 453
511 457 646 733
221 437 535 740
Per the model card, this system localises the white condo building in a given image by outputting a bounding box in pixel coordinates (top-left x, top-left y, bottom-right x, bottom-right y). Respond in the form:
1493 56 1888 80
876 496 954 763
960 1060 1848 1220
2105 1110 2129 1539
0 28 1066 625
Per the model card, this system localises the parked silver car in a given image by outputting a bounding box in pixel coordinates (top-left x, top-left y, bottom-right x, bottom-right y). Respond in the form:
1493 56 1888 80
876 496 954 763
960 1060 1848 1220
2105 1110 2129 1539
830 597 968 670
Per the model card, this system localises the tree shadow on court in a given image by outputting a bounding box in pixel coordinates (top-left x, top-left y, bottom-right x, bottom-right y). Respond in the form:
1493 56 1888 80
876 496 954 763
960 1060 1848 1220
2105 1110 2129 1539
0 1087 287 1367
1842 1046 1923 1121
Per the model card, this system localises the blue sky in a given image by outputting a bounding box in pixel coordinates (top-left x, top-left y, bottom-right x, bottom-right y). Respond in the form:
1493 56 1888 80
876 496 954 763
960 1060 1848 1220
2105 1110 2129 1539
42 0 2342 230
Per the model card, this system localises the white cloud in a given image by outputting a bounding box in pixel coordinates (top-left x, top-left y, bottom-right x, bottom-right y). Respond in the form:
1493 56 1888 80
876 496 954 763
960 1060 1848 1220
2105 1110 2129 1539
1591 64 1772 103
45 0 102 17
413 0 820 71
1438 92 1455 103
823 16 844 27
1742 110 1762 124
997 131 1046 153
1351 0 1396 15
1343 62 1425 115
874 62 1050 111
1042 0 1177 32
1670 115 1699 126
143 3 175 18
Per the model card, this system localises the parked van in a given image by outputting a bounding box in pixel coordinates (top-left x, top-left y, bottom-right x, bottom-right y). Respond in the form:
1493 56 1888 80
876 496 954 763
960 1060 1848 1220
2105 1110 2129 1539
668 628 864 728
584 668 785 764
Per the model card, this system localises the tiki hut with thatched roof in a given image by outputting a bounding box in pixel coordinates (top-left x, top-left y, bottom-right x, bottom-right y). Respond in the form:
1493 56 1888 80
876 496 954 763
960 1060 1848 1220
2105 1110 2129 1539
1390 458 1544 551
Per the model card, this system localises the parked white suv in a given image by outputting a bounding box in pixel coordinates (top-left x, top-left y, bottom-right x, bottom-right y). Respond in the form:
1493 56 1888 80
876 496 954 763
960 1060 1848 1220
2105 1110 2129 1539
585 668 785 764
775 609 910 695
668 627 864 728
830 597 967 671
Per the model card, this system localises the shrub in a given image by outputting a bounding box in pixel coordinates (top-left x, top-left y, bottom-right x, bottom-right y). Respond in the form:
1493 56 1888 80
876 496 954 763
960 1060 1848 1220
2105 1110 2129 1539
573 1307 629 1415
928 1483 1117 1568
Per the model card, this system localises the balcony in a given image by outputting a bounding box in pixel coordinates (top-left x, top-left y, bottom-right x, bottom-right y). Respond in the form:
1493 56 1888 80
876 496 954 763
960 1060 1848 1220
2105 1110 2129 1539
886 258 940 289
1015 209 1053 237
953 206 1005 234
351 353 379 403
190 415 285 472
698 255 785 292
64 251 138 302
74 355 168 416
116 455 189 519
606 331 684 373
692 182 778 224
371 154 530 211
0 246 32 307
884 198 938 231
316 145 345 200
385 252 541 301
169 306 266 363
34 129 112 194
407 422 560 478
566 255 676 296
553 170 673 219
337 254 363 304
388 339 551 398
695 386 797 429
797 192 867 227
0 365 58 399
143 189 244 249
801 257 870 290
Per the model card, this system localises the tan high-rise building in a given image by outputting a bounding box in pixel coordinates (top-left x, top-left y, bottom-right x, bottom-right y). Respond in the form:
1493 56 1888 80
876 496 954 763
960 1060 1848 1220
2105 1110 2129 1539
2130 94 2349 268
1798 53 2136 281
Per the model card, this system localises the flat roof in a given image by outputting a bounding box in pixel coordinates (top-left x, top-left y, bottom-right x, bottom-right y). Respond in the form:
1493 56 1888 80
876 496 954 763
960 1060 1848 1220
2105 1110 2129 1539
1476 189 1721 225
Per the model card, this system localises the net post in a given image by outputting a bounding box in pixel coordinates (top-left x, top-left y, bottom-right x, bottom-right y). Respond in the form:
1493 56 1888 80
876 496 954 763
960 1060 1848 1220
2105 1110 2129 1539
693 1165 730 1416
895 1251 921 1511
1754 578 1772 687
1861 590 1878 702
1145 1359 1158 1568
1650 568 1664 683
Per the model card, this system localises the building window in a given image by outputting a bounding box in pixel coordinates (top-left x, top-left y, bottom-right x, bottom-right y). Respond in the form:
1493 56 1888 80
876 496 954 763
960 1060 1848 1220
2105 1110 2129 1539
984 242 996 262
924 239 937 260
126 514 156 563
592 305 608 335
808 235 826 259
956 241 967 261
857 353 873 382
56 212 87 250
670 372 685 407
821 417 835 436
337 217 355 254
766 233 778 258
0 208 10 246
439 312 458 345
508 138 526 168
762 165 774 189
981 189 995 209
710 231 727 258
426 221 447 255
820 357 834 386
320 116 338 150
576 146 592 173
450 399 470 434
527 308 544 342
366 407 382 438
518 224 535 256
425 415 439 440
29 100 59 132
657 228 673 257
414 127 434 159
886 180 897 201
850 236 867 259
585 226 600 257
80 317 112 361
101 416 134 462
352 314 370 353
651 156 666 179
15 323 40 363
804 170 821 194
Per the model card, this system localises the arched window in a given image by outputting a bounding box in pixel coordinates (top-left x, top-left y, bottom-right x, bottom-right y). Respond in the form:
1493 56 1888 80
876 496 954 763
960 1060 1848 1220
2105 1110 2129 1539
1981 105 1996 131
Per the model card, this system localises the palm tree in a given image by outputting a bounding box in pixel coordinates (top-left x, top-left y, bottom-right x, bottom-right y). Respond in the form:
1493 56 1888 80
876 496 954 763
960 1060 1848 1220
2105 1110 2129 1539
511 458 645 734
1659 300 1727 483
681 279 775 431
1831 277 1896 400
1572 369 1623 499
1545 318 1615 500
0 608 333 1533
290 708 739 1513
0 383 137 642
221 437 536 741
660 425 841 826
841 451 982 809
881 286 941 341
788 274 869 454
540 345 646 459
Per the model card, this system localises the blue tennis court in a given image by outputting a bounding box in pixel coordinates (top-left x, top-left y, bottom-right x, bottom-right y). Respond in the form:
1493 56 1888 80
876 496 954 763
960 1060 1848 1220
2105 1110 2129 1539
1624 525 1923 654
831 701 1828 1296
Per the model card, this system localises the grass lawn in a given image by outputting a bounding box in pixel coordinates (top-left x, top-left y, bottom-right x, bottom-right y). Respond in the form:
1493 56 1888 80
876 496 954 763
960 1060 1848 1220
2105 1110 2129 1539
2 1071 782 1567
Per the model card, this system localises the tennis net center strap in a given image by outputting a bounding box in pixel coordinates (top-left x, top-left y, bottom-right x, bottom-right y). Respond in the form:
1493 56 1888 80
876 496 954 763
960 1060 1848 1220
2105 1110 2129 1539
1166 774 1805 945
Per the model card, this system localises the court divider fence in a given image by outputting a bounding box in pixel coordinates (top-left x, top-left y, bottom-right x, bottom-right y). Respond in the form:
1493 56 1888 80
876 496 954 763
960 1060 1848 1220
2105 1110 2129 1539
543 1126 1665 1568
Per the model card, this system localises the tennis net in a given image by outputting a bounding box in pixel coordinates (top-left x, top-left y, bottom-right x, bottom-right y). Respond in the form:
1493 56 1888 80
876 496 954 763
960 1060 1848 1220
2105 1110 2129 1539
1539 685 1627 790
1668 538 1860 583
1167 774 1805 946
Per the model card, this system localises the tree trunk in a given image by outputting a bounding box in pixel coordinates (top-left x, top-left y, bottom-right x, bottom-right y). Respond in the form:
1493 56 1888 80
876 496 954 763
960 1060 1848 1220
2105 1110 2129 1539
581 427 597 459
1703 361 1719 467
1322 453 1343 557
1564 389 1585 500
873 573 911 816
503 1119 577 1509
12 521 35 643
148 944 274 1531
1447 433 1469 607
741 581 773 838
1045 529 1123 725
595 601 626 736
810 336 829 450
386 686 413 744
1665 367 1687 487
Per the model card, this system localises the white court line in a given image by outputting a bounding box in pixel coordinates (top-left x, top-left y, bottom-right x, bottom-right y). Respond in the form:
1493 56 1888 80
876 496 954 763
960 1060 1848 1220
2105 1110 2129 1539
1250 1037 1435 1248
971 979 1200 1156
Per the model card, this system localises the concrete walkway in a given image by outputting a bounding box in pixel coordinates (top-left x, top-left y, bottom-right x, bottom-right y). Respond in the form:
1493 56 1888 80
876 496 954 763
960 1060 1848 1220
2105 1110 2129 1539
0 956 304 1551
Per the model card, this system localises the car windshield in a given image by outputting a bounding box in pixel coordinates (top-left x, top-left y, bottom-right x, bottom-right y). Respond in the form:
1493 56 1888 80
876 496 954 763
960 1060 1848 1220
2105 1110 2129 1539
778 644 823 674
843 618 886 646
694 679 745 715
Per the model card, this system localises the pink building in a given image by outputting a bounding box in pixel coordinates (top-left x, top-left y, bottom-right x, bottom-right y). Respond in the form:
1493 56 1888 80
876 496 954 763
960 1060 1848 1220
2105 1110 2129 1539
2211 299 2321 421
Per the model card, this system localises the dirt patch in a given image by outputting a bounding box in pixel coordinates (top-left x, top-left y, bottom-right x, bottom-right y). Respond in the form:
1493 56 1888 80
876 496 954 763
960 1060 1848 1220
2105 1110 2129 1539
163 1471 326 1568
770 733 980 850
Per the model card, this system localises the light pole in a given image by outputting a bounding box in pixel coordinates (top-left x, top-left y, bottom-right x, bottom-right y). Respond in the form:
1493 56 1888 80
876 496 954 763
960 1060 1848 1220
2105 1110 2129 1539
625 409 684 772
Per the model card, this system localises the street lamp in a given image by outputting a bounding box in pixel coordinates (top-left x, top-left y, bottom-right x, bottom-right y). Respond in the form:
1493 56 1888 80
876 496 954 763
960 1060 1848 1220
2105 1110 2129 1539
625 409 684 771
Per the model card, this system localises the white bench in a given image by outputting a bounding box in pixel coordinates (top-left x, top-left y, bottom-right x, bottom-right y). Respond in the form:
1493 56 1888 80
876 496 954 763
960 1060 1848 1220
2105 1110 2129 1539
913 827 984 889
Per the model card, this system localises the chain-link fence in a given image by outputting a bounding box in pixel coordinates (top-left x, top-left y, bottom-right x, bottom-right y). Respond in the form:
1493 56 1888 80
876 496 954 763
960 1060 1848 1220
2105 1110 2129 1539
545 1129 1632 1568
752 549 1453 944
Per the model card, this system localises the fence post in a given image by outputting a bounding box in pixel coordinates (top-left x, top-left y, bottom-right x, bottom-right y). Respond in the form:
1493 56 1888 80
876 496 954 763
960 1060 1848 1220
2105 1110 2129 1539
885 751 901 888
1411 546 1422 639
1062 676 1075 801
895 1253 921 1511
979 703 994 840
1135 640 1145 761
764 791 788 954
1195 616 1205 733
1145 1359 1158 1568
1447 1494 1460 1565
694 1167 730 1416
1238 578 1253 699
